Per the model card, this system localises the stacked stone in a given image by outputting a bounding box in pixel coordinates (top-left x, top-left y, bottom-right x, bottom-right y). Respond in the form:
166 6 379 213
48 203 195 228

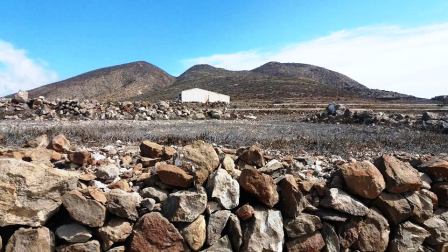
0 135 447 251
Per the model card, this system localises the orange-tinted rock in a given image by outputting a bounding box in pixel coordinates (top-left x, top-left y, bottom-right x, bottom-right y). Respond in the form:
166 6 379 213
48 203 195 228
162 146 177 160
341 160 385 199
238 168 279 208
48 134 70 153
129 212 184 252
235 204 255 220
140 141 163 158
418 158 448 180
157 163 193 188
279 175 309 218
375 155 422 193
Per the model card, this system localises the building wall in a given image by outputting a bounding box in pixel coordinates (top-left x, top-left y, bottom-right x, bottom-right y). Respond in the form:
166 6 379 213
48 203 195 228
180 89 230 103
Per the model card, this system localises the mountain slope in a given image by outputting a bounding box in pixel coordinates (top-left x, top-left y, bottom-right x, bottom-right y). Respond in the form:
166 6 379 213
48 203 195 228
28 61 175 101
136 62 412 102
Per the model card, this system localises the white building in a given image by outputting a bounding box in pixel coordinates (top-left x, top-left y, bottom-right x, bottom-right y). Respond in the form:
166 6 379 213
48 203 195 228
177 88 230 103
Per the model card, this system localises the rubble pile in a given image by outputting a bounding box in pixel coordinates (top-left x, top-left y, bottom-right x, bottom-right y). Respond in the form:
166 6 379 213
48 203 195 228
0 92 240 121
309 102 448 133
0 134 447 251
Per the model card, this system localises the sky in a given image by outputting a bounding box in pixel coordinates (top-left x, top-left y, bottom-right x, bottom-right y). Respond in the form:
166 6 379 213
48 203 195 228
1 1 447 98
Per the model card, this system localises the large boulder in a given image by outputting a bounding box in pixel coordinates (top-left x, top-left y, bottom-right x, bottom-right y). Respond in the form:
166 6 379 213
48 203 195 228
129 212 184 252
206 168 240 209
374 155 422 193
320 188 369 216
98 218 133 250
181 215 206 251
340 160 385 199
106 189 142 221
418 158 448 180
238 168 279 208
0 158 78 227
278 174 309 218
241 207 284 252
5 227 54 252
389 221 430 252
62 190 107 227
162 186 208 222
157 163 193 188
175 140 220 184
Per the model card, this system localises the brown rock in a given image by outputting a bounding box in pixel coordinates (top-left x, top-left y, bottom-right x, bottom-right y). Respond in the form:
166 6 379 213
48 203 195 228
239 145 265 167
62 190 106 227
181 215 206 251
163 146 177 160
375 155 422 193
175 140 220 184
238 168 279 208
279 175 309 218
26 134 49 148
129 212 184 252
235 204 255 220
286 232 325 252
5 227 55 252
48 134 71 153
98 218 133 250
140 140 164 158
353 209 390 252
108 180 131 192
157 163 193 188
340 160 385 199
88 187 107 203
374 192 412 225
68 151 92 165
432 182 448 207
56 240 101 252
418 158 448 180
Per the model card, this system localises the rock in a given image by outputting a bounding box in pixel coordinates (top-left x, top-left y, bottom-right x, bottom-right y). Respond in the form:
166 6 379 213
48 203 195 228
106 189 142 221
56 240 101 252
48 134 71 153
96 163 120 181
405 190 433 223
175 140 220 184
162 146 177 160
0 236 2 251
140 186 168 202
374 192 412 225
62 190 106 227
5 227 54 252
340 160 385 199
207 210 231 246
374 155 422 193
26 134 49 148
162 186 208 222
182 215 206 251
98 218 133 250
389 221 430 252
0 158 78 227
227 213 243 251
206 168 240 209
284 213 322 239
241 207 284 252
157 163 193 188
320 188 369 216
321 223 339 252
238 168 279 208
107 246 126 252
140 140 164 158
432 182 448 207
278 174 309 218
55 223 92 243
239 145 265 167
129 212 184 252
418 158 448 180
285 232 325 252
353 208 390 252
13 90 29 103
222 154 236 176
88 187 107 203
140 198 156 211
68 151 92 166
235 204 255 220
203 236 233 252
423 209 448 245
315 208 349 222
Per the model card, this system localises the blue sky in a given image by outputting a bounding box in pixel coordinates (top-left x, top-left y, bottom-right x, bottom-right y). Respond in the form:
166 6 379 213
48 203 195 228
1 0 448 97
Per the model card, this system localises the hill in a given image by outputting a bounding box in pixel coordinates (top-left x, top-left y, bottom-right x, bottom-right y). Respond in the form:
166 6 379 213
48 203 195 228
135 62 413 102
27 61 175 101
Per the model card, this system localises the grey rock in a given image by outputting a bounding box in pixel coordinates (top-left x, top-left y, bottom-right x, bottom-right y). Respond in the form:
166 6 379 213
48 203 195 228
423 209 448 245
202 236 233 252
96 163 120 181
56 240 101 252
98 218 133 250
227 213 243 252
162 186 208 222
140 186 168 202
241 207 284 252
207 210 231 246
320 188 369 216
284 213 322 239
106 189 142 221
5 227 55 252
389 221 430 252
140 198 156 211
322 223 340 252
55 223 92 243
206 168 240 209
62 190 106 227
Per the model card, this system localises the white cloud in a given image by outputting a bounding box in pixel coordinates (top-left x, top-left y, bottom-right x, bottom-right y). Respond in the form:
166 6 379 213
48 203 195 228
0 40 58 96
184 24 448 98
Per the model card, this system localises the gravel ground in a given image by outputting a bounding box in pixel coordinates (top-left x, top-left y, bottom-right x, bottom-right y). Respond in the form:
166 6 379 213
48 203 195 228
1 119 447 158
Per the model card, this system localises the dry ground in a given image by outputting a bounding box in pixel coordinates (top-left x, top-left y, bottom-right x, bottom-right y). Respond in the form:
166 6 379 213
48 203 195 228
1 119 447 158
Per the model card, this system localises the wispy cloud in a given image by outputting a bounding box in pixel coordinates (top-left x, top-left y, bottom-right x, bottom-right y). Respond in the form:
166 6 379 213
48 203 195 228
184 24 448 98
0 39 58 96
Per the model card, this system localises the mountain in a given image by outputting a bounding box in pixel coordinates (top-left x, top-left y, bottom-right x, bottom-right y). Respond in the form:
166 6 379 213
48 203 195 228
27 61 175 101
135 62 412 101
